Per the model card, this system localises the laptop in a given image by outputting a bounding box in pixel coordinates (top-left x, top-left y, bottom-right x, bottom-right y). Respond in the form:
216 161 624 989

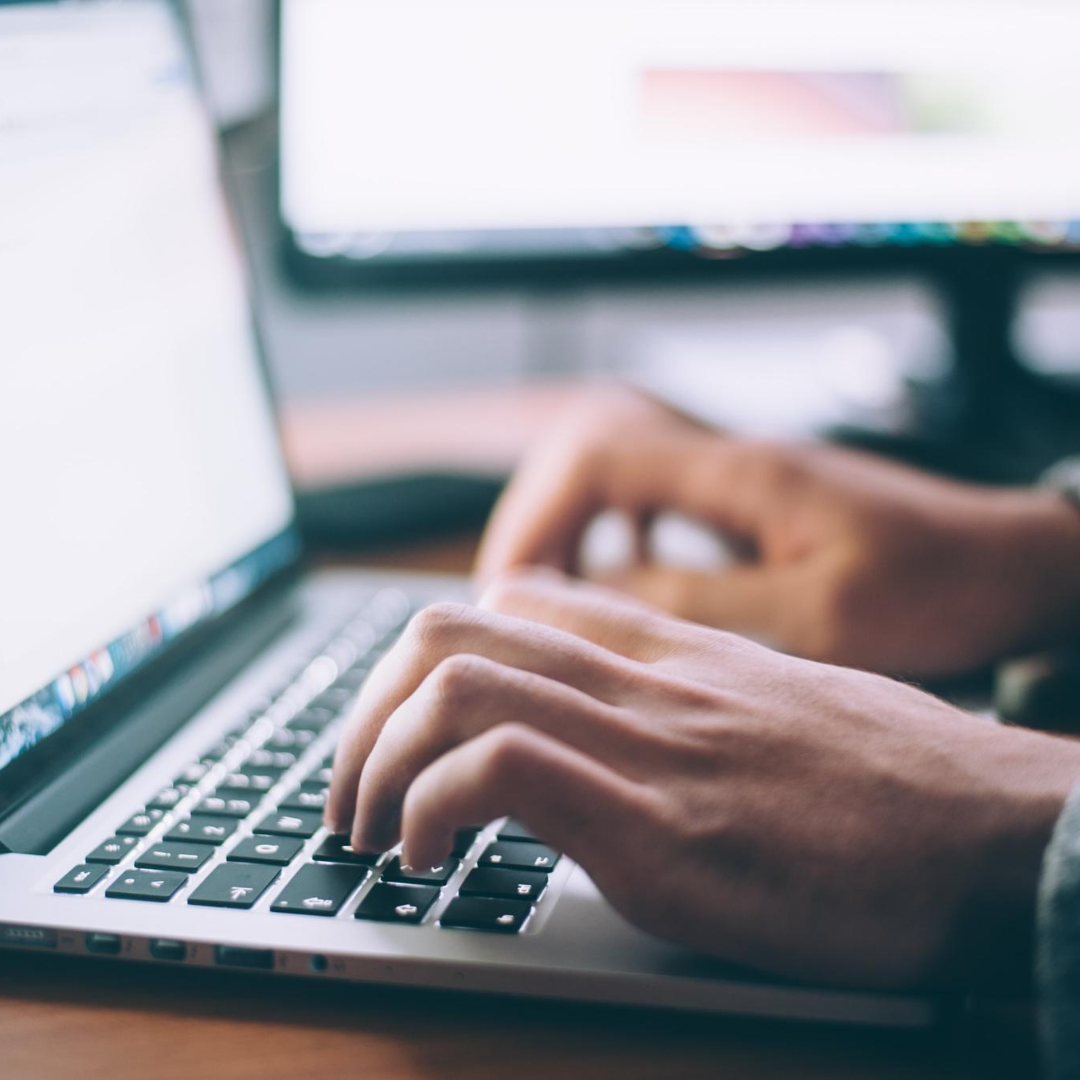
0 0 936 1026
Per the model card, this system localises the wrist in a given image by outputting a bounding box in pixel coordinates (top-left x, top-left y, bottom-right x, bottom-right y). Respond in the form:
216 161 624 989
945 727 1080 990
984 489 1080 656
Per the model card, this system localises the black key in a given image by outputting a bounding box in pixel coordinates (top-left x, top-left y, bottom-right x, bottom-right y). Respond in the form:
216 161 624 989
311 835 382 867
116 809 165 837
135 842 213 873
286 707 335 733
270 863 368 916
203 729 247 760
440 896 532 933
174 760 212 785
253 809 323 839
220 771 276 793
310 687 354 712
166 815 239 845
243 748 298 772
497 819 544 843
264 728 316 752
87 836 138 865
381 856 459 887
147 785 189 811
188 863 279 909
334 665 371 691
228 836 304 866
459 867 547 903
479 841 560 873
354 883 438 924
451 827 482 857
278 783 327 812
214 784 270 804
54 864 109 894
106 869 187 903
193 793 258 819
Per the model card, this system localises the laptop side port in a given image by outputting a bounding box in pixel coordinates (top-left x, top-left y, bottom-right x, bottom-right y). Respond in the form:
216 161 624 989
215 945 274 970
150 939 187 962
85 932 122 956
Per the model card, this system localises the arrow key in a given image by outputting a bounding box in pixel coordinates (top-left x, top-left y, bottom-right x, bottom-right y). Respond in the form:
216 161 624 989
354 883 438 924
189 863 280 909
270 863 368 917
106 869 187 903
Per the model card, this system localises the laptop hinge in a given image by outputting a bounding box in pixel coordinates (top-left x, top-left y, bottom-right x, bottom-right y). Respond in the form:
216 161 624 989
0 586 299 856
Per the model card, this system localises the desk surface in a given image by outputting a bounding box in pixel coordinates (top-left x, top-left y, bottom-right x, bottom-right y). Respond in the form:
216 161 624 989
0 536 1039 1080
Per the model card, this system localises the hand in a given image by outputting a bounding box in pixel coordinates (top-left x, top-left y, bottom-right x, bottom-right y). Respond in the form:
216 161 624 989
327 571 1080 989
476 384 1080 677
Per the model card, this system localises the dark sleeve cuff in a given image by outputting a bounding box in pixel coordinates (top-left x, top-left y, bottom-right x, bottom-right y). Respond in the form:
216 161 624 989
1038 779 1080 1078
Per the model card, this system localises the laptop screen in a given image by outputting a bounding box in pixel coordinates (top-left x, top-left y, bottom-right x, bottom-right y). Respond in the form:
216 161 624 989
0 1 298 777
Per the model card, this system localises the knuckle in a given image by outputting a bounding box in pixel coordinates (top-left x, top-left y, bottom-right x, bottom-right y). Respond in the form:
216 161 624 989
740 439 803 488
427 654 491 713
407 601 475 649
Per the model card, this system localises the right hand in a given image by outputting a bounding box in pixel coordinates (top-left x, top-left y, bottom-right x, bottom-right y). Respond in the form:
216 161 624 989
328 570 1080 989
476 384 1080 678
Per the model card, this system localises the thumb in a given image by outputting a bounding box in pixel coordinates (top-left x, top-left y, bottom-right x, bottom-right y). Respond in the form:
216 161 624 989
597 563 794 644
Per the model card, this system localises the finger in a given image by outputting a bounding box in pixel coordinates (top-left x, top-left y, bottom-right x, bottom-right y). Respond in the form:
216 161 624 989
326 600 638 831
479 567 696 659
477 432 815 586
475 421 724 585
399 722 648 875
600 563 800 643
350 655 637 852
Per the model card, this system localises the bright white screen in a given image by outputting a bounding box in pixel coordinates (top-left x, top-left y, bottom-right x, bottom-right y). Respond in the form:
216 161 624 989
0 2 294 717
282 0 1080 233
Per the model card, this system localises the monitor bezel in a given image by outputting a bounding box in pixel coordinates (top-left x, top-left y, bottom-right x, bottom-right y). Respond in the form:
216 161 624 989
273 0 1080 289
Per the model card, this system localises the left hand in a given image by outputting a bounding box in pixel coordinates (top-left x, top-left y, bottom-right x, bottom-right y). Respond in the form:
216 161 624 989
327 570 1080 989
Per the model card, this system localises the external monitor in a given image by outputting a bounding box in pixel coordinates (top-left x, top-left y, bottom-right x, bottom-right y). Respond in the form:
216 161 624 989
279 0 1080 279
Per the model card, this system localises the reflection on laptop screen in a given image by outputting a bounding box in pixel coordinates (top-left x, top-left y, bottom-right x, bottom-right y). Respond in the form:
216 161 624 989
0 1 297 771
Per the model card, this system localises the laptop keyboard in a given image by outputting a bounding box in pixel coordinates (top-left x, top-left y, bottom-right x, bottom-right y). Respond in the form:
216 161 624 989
53 588 561 936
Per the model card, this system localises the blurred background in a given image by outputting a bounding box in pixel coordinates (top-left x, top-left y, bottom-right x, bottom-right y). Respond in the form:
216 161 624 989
186 0 1080 547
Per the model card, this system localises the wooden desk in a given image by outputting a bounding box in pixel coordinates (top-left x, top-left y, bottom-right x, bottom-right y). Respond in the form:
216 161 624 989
0 536 1040 1080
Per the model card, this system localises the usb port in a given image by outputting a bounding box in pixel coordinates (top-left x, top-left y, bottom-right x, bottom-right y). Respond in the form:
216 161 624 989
215 945 274 970
150 939 187 962
85 932 122 956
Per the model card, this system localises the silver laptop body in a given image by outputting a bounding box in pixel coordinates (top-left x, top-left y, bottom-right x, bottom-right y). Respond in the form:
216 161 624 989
0 0 936 1028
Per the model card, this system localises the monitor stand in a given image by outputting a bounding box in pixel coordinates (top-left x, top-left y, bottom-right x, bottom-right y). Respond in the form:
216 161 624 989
836 252 1080 485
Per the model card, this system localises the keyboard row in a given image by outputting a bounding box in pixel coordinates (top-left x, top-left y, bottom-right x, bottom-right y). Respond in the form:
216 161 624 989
53 592 561 934
58 824 560 934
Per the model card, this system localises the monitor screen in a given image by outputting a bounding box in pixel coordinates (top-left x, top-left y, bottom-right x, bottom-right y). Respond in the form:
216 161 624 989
0 1 298 776
281 0 1080 268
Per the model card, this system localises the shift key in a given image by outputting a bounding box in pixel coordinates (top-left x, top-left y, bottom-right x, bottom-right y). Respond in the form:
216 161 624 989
270 863 368 916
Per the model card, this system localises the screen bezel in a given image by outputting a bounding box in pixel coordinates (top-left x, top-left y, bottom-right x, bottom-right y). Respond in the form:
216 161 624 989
273 0 1080 289
0 0 305 825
